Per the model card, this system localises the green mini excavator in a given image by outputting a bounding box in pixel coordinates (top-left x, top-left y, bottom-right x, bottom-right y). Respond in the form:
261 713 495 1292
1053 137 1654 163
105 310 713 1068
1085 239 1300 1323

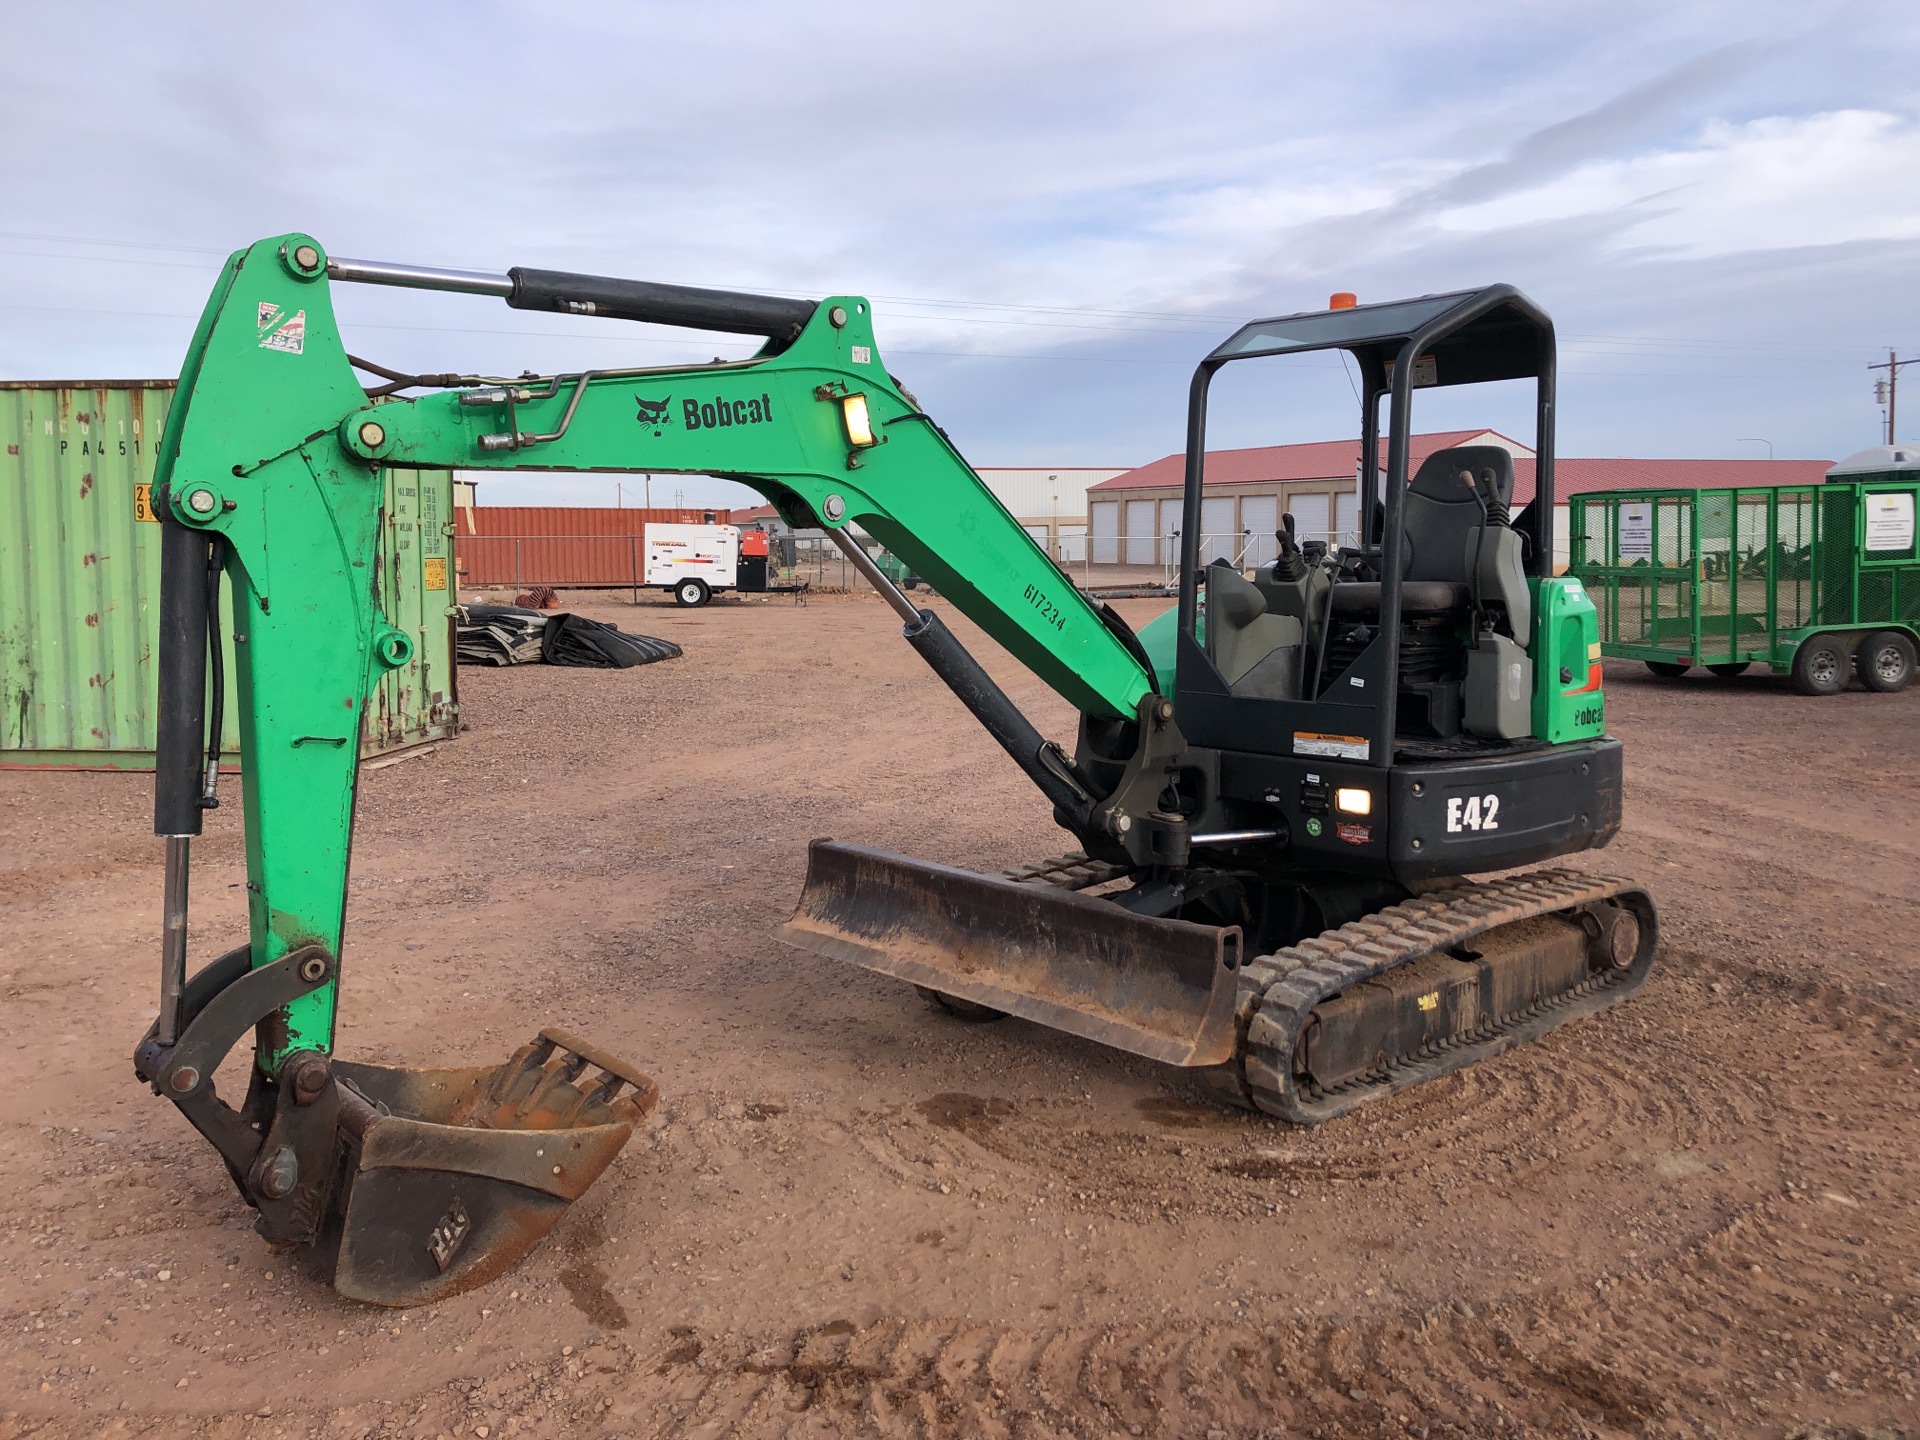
137 234 1656 1306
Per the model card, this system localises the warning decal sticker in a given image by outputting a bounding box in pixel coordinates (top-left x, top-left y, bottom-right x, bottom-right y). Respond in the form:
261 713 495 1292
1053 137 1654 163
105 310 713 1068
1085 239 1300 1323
1617 501 1653 561
257 302 307 354
1294 732 1370 761
1864 491 1915 553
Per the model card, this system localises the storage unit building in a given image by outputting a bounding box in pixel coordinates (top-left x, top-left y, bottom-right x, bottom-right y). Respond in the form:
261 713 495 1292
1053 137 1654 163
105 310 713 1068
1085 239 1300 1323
973 467 1129 563
1086 431 1531 568
1088 435 1830 575
1 380 459 768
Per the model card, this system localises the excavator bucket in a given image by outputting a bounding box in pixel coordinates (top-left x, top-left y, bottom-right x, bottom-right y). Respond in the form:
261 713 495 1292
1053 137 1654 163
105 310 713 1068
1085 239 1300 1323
777 840 1243 1067
321 1029 657 1306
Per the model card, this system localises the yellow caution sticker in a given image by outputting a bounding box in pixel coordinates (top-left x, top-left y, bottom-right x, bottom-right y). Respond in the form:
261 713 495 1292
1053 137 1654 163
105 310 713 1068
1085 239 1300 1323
133 483 157 523
423 556 448 591
1418 991 1440 1012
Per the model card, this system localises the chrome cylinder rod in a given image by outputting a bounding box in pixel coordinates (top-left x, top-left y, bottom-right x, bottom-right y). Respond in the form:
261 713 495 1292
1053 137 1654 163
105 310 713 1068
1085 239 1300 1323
826 527 921 625
157 835 191 1045
325 257 513 298
1189 829 1286 847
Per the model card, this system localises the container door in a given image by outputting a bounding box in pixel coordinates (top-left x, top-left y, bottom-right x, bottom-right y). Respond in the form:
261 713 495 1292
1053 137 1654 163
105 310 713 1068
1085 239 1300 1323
0 383 244 770
367 467 459 759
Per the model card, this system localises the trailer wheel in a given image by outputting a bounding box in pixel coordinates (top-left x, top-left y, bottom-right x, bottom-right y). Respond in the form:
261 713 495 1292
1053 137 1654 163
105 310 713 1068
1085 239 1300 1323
1707 662 1750 678
673 578 711 608
1856 630 1916 693
1645 660 1690 678
913 985 1007 1022
1791 634 1850 696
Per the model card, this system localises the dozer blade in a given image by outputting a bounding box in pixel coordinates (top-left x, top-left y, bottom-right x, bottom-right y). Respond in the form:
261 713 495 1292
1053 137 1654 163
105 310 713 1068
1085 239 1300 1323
777 839 1243 1067
322 1029 658 1306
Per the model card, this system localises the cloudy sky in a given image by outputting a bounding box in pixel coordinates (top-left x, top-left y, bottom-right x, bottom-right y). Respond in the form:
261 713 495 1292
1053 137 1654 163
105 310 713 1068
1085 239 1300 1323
4 2 1917 507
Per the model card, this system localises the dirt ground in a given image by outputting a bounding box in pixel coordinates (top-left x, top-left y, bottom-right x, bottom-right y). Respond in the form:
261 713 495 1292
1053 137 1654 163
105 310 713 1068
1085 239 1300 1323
3 590 1917 1440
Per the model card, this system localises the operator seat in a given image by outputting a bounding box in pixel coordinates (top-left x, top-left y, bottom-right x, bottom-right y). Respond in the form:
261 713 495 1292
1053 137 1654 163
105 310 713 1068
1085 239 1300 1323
1328 445 1531 640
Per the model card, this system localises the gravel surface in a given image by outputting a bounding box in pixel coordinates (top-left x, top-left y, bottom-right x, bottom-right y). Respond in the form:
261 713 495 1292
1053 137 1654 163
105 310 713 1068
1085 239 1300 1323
2 590 1916 1439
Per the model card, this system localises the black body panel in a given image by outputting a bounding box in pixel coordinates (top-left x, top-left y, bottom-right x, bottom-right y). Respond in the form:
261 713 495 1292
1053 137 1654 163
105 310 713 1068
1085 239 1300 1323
1214 738 1622 885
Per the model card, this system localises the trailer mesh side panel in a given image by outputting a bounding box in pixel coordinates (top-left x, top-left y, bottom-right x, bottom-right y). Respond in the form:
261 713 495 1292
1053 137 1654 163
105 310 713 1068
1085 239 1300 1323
1573 481 1919 672
1816 489 1856 627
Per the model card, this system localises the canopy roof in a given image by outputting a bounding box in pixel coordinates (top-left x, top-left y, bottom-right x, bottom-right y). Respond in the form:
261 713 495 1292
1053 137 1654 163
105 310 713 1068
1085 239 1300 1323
1210 285 1549 388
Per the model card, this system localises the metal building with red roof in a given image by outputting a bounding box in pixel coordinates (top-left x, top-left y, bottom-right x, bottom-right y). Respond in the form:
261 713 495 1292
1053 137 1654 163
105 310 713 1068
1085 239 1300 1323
1085 432 1830 571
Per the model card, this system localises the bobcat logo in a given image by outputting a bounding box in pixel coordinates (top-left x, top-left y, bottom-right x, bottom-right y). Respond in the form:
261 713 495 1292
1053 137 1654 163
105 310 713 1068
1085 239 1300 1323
634 395 673 437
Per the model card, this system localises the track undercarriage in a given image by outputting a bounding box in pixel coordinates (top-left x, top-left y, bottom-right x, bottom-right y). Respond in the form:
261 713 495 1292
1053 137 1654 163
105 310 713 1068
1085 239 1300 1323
780 843 1657 1125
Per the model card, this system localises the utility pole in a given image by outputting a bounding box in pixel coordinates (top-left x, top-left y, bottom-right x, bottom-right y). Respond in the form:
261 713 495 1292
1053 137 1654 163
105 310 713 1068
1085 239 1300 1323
1869 351 1919 444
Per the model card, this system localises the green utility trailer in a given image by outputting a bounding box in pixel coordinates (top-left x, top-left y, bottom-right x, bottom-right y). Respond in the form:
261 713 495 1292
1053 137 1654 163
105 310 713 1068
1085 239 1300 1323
1571 449 1920 695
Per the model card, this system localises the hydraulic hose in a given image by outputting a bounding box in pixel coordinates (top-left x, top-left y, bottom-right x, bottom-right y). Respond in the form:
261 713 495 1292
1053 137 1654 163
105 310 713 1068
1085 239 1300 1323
199 537 225 809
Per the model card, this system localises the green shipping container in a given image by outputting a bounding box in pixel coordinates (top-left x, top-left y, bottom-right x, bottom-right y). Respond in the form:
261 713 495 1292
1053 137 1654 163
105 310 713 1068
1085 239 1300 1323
1 380 459 769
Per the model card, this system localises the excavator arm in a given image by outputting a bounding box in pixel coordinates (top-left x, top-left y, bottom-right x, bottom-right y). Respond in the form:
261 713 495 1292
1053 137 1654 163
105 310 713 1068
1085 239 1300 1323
151 234 1161 1059
136 234 1176 1304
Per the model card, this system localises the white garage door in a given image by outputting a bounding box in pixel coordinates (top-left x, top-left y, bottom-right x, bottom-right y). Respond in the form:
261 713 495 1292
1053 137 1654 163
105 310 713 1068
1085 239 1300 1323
1337 486 1362 548
1057 524 1087 563
1125 499 1157 565
1241 495 1278 567
1290 492 1332 547
1090 502 1119 564
1200 497 1238 565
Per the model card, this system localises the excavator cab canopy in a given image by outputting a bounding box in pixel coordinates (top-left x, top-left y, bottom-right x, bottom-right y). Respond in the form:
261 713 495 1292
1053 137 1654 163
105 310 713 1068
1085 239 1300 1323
1209 286 1550 390
1172 284 1559 769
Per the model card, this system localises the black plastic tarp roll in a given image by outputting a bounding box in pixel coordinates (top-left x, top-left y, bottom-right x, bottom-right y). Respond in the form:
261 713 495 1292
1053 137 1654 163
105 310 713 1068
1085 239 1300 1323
456 604 548 666
540 614 683 669
457 606 682 669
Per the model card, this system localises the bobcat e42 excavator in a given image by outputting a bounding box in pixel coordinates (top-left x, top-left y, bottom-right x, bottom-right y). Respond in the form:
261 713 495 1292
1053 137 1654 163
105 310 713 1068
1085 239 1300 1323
137 234 1657 1306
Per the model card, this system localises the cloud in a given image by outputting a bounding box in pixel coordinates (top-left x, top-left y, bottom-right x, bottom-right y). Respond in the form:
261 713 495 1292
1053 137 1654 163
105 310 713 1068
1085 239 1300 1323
0 0 1915 485
1434 110 1920 258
